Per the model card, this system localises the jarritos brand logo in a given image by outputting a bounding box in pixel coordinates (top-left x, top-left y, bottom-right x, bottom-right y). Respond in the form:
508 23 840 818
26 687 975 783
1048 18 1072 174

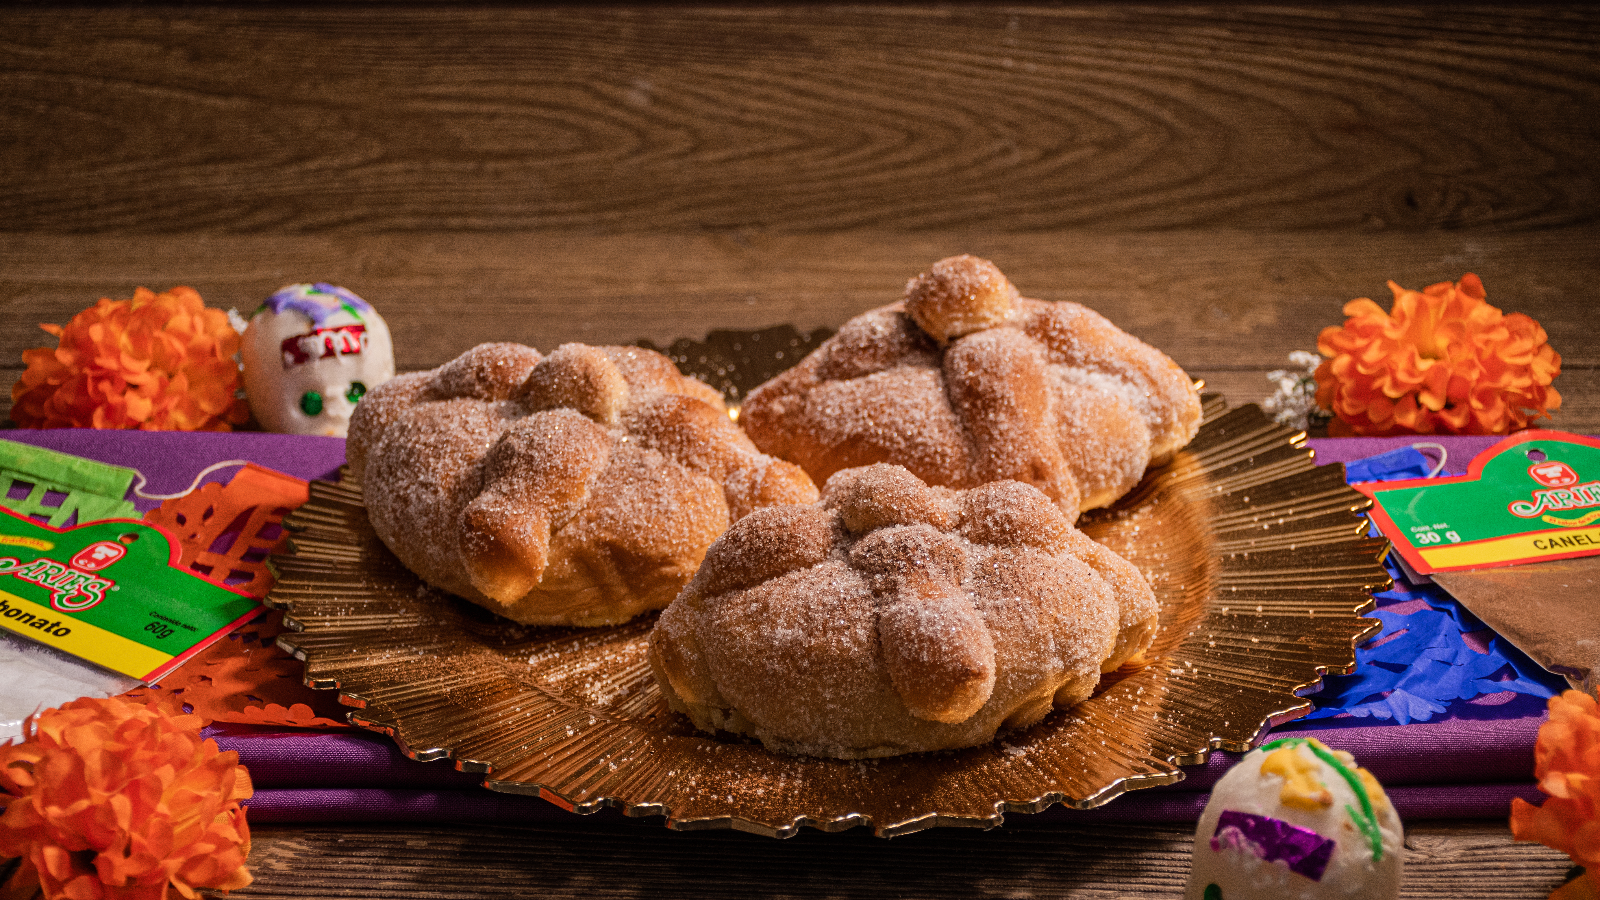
1509 460 1600 522
0 543 120 612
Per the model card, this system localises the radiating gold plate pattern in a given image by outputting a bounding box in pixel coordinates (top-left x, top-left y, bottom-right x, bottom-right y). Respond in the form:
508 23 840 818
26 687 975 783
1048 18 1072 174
269 391 1388 837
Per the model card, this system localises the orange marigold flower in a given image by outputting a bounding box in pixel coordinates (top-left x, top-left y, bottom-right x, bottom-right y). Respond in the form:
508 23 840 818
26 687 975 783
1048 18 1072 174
0 696 253 900
1313 274 1561 436
11 287 250 431
1510 690 1600 871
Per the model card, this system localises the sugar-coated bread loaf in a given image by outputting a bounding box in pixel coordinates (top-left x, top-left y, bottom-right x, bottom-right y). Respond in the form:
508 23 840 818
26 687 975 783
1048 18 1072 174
740 255 1203 520
348 342 818 626
649 463 1159 759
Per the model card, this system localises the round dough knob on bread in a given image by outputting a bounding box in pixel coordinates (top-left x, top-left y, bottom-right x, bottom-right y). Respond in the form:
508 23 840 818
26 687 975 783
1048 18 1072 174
740 255 1203 521
649 463 1159 758
904 253 1019 342
348 342 819 627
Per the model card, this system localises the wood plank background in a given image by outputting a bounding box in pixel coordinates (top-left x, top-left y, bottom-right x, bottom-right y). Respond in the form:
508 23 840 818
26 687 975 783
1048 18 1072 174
3 4 1596 896
4 5 1599 234
3 4 1597 430
4 229 1597 426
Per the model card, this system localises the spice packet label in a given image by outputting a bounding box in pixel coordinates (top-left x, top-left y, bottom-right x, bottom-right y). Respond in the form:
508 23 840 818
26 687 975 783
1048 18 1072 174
0 506 260 682
1357 430 1600 576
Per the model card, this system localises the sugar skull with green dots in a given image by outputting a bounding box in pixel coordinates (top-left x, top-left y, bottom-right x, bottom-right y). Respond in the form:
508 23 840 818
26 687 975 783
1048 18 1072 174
240 283 395 436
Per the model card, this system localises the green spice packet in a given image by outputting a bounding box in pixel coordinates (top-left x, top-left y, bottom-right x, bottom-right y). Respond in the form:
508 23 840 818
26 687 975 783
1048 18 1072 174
0 506 261 682
1357 429 1600 576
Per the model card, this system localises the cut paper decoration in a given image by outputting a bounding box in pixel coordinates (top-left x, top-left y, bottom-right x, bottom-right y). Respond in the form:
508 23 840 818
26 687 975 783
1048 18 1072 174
121 609 348 729
144 462 309 597
128 461 349 728
0 437 136 527
1300 595 1561 725
1342 445 1446 484
0 443 341 731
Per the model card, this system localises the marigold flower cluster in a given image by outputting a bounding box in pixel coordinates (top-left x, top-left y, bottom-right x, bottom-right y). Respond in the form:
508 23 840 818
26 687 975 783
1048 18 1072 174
1511 690 1600 875
11 287 250 431
0 695 253 900
1313 274 1561 436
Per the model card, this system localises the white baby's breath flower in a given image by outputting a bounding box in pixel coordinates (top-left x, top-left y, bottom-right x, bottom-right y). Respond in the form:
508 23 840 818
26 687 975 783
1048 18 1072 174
1262 350 1327 430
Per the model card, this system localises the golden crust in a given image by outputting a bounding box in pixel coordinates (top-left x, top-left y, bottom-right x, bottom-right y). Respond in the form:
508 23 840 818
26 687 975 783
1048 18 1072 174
348 342 819 626
648 464 1158 758
741 255 1203 521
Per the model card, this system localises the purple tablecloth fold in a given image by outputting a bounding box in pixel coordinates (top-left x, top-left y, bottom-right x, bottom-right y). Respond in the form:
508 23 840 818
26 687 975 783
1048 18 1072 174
3 428 1560 826
217 710 1545 793
214 706 1544 824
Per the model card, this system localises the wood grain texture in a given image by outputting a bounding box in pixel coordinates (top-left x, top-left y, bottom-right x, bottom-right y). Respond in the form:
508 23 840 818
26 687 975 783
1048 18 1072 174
233 820 1572 899
3 5 1598 234
4 228 1594 430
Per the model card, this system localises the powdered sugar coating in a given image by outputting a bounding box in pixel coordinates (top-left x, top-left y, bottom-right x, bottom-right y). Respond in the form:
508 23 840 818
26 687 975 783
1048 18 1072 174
649 464 1158 758
741 255 1202 520
348 342 819 626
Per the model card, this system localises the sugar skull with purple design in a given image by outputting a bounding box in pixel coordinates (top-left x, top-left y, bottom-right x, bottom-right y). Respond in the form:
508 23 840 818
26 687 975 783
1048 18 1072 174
1185 737 1403 899
240 283 395 436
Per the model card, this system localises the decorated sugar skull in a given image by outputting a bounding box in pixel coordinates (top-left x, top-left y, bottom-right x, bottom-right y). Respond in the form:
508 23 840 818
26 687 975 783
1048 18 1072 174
1186 737 1403 900
240 283 395 436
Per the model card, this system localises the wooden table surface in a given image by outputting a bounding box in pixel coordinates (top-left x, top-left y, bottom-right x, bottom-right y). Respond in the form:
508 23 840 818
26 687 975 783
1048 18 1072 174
3 3 1595 896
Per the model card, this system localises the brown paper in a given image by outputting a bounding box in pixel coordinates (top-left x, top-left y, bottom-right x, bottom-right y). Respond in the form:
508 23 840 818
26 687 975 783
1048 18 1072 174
1435 557 1600 697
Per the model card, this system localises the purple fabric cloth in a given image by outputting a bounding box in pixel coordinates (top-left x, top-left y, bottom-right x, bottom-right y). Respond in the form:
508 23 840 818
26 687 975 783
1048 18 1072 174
244 786 578 825
0 428 1559 825
213 710 1543 795
213 709 1546 824
240 782 1546 826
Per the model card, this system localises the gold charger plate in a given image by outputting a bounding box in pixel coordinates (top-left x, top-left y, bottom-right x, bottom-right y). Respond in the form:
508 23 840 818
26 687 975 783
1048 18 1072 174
268 377 1388 837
